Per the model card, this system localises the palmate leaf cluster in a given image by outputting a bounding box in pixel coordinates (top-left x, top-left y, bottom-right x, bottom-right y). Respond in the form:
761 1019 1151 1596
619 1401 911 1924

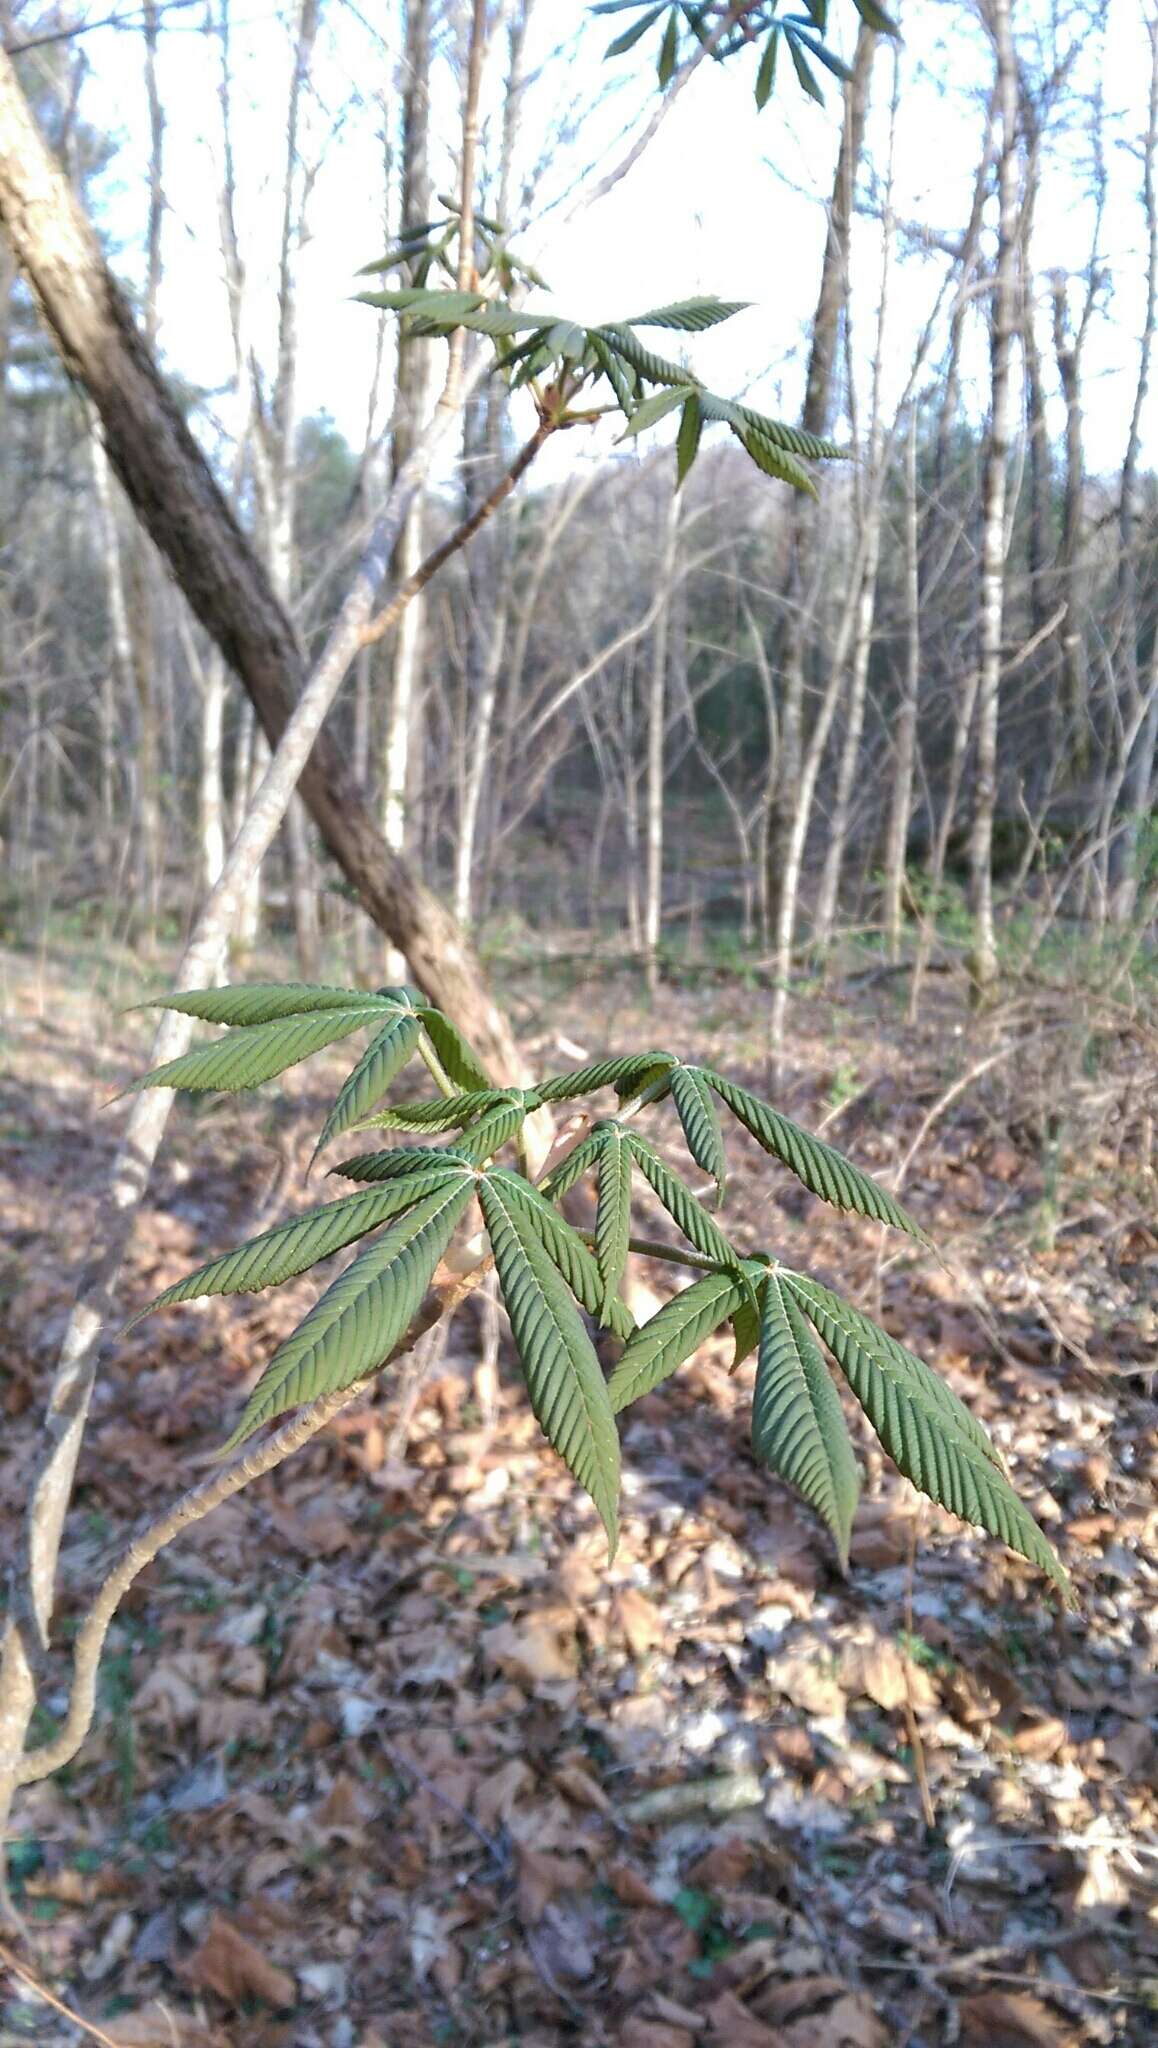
127 984 1069 1599
596 0 897 107
353 286 844 493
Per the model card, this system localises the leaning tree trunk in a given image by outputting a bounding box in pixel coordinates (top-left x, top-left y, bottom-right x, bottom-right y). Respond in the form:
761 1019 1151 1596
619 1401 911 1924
0 44 527 1085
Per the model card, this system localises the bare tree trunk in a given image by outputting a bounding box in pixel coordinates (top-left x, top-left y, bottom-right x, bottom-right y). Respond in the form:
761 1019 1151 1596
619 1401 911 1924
0 40 528 1083
813 51 898 952
644 491 679 995
766 23 876 941
969 0 1020 1000
883 407 921 962
255 0 321 977
383 0 434 969
1112 19 1158 921
1050 274 1084 758
88 414 134 858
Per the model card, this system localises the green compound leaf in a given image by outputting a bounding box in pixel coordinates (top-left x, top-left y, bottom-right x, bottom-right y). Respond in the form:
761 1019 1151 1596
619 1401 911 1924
626 1132 743 1279
594 324 699 390
669 1063 727 1202
737 427 817 495
454 1096 529 1164
533 1052 674 1104
729 1280 762 1371
608 1268 748 1414
311 1011 423 1164
755 26 779 108
657 5 679 85
538 1126 608 1201
484 1168 635 1341
329 1146 463 1183
131 1006 386 1096
128 1169 463 1327
705 1071 930 1244
478 1176 620 1553
417 1008 493 1092
754 1275 860 1569
621 385 689 438
594 1122 634 1323
781 1273 1001 1467
625 297 750 333
676 395 702 486
781 1273 1071 1598
357 1089 510 1132
221 1175 475 1452
137 984 395 1027
604 2 665 58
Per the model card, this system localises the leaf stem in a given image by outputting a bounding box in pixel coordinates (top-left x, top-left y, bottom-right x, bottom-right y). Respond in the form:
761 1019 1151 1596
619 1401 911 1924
576 1229 728 1277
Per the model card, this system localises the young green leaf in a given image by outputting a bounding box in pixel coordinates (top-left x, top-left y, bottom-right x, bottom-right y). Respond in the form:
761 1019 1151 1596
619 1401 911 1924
594 1122 634 1322
130 1005 386 1096
668 1063 727 1202
604 2 665 58
676 395 702 486
311 1011 423 1164
127 1169 463 1326
358 1089 509 1131
626 1133 742 1277
330 1146 464 1182
785 27 825 103
755 26 779 108
781 1273 1002 1468
729 1281 762 1371
608 1268 748 1413
594 324 698 389
657 6 679 86
625 298 750 332
220 1175 475 1451
135 984 393 1027
538 1125 608 1202
533 1051 675 1104
853 0 899 32
417 1008 493 1092
484 1169 636 1341
737 428 816 494
621 386 689 438
478 1176 621 1552
453 1096 528 1164
754 1275 860 1568
781 1273 1069 1598
705 1071 930 1243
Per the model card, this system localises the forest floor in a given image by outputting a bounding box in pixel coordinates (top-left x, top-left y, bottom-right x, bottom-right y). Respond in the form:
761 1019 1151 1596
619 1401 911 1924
0 927 1156 2048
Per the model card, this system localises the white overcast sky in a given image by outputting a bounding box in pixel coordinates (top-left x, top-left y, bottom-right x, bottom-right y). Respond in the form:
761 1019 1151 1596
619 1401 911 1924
66 0 1157 483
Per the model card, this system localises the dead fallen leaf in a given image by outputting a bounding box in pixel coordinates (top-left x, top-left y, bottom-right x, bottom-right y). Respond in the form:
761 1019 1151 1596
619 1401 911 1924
516 1845 588 1922
622 2022 695 2048
183 1912 296 2011
959 1990 1070 2048
611 1585 666 1656
482 1613 578 1684
705 1989 788 2045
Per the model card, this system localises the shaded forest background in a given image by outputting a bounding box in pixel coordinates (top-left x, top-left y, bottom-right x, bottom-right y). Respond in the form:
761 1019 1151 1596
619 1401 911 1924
1 0 1155 999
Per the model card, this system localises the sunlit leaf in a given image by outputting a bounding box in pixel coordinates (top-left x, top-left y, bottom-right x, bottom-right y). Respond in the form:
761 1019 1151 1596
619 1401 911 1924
705 1071 930 1242
608 1268 747 1413
220 1175 475 1450
129 1169 463 1326
479 1176 621 1551
782 1272 1069 1598
754 1275 860 1567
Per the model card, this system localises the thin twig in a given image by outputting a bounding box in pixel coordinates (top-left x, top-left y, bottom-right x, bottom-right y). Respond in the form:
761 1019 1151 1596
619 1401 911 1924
359 419 553 649
0 1941 122 2047
13 1264 488 1788
903 1512 935 1829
